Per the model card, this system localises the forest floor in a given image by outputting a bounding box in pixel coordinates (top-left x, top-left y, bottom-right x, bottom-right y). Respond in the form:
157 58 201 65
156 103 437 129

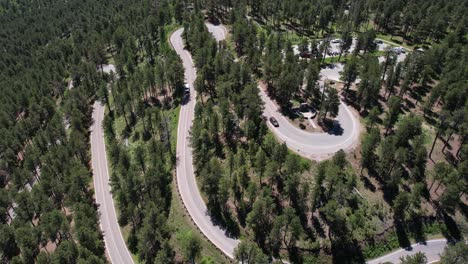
103 111 141 264
340 79 468 258
107 90 233 262
168 179 230 263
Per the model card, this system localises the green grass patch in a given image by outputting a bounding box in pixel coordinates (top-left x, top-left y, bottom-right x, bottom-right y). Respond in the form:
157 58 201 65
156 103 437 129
255 23 309 45
120 225 142 263
168 180 229 263
168 105 180 154
162 22 181 52
102 107 142 263
377 34 414 50
363 231 400 260
363 223 444 260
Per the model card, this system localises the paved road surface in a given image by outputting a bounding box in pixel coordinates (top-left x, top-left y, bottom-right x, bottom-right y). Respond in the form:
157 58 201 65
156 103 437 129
206 23 228 42
170 22 444 263
262 45 364 160
367 239 447 264
264 39 409 160
170 25 240 259
260 85 361 160
91 102 135 264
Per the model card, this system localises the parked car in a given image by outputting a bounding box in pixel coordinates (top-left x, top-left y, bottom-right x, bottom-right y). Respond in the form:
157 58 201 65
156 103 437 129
299 51 312 58
392 47 405 54
269 117 279 127
391 47 400 54
293 109 305 119
375 39 383 44
299 103 310 112
184 83 190 94
331 38 341 44
310 109 318 119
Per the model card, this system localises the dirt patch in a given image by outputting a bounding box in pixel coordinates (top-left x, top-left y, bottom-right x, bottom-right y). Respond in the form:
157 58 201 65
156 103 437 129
288 116 323 133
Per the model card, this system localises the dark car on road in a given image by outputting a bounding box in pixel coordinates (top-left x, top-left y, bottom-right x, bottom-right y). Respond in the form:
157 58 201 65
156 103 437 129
269 117 279 127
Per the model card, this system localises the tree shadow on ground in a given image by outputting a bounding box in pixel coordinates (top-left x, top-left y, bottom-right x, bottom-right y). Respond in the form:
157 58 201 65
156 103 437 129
394 220 411 248
287 247 303 264
207 16 220 25
331 238 365 264
382 183 399 205
360 175 377 192
311 215 326 238
443 151 459 166
409 85 430 104
438 211 463 242
342 90 361 111
458 201 468 219
408 217 427 243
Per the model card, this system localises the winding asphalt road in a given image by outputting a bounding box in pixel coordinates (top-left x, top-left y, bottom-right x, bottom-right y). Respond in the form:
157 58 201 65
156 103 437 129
169 23 448 263
260 53 362 160
91 102 135 264
89 22 445 263
171 25 239 259
260 86 361 160
265 40 409 160
367 239 448 264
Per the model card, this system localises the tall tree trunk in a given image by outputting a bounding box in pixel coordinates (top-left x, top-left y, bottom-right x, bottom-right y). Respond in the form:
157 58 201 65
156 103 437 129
381 53 391 82
429 130 440 159
386 88 393 101
429 180 435 192
442 132 453 153
122 110 129 128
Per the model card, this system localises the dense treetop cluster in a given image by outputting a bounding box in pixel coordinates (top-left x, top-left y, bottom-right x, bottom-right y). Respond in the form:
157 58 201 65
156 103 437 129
1 0 467 263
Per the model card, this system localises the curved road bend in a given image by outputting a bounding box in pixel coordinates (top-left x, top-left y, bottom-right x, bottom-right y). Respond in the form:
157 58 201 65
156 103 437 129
171 22 446 263
367 239 447 264
260 86 361 161
171 25 240 259
91 102 135 264
263 40 409 161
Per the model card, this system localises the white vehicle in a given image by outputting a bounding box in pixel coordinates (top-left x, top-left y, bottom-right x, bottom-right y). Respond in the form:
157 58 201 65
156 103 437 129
331 38 342 44
392 47 405 54
184 83 190 94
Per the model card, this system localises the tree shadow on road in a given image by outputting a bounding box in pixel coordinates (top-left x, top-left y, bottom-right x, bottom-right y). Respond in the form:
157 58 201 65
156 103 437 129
394 219 411 248
321 119 344 135
207 205 240 239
